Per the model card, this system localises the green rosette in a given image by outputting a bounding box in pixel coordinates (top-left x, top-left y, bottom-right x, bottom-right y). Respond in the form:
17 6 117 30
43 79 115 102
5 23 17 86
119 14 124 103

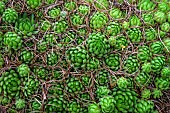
86 33 110 58
2 8 18 23
90 12 108 30
4 32 22 50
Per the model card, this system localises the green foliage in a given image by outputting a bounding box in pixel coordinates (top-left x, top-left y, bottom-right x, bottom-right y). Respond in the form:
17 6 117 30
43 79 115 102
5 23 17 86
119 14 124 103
99 96 116 113
123 55 139 74
134 100 155 113
86 33 110 58
112 88 138 112
105 54 120 71
2 8 18 23
26 0 42 9
0 70 21 97
88 103 100 113
90 12 108 29
127 28 142 43
15 13 38 37
15 99 26 109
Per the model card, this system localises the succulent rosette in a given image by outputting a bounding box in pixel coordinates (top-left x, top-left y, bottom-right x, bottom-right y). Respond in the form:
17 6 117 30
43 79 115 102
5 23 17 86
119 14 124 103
0 70 21 98
48 7 61 19
109 8 123 19
127 28 142 43
78 5 90 15
95 86 111 98
66 46 89 69
54 20 68 33
137 45 152 62
144 28 157 41
105 22 121 36
105 54 120 71
151 56 165 72
154 11 166 24
112 88 138 112
94 0 109 9
99 96 117 113
135 72 151 88
17 64 30 77
15 13 38 37
123 55 139 74
2 8 18 23
134 100 155 113
26 0 42 9
45 96 67 113
15 99 26 110
86 33 110 58
90 12 108 30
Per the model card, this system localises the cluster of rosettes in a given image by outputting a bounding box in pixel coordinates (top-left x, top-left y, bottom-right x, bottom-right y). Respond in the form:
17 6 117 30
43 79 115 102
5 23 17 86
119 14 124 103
0 0 170 113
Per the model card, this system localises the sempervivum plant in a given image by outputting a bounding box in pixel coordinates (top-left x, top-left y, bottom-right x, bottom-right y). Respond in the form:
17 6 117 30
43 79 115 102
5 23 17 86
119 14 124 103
31 99 41 111
19 50 34 64
112 88 138 112
144 28 157 41
134 100 155 113
86 57 100 71
0 70 21 97
158 2 169 12
17 64 30 77
154 11 166 24
0 1 5 14
90 12 108 30
64 1 76 11
71 13 84 26
150 41 163 54
54 20 68 33
46 52 59 66
4 32 22 50
95 86 111 98
123 55 139 74
66 76 83 94
78 5 90 15
109 35 128 51
153 88 163 99
141 88 151 99
117 77 129 89
48 7 61 19
48 82 64 96
129 15 141 27
26 0 42 9
105 54 120 71
137 45 152 62
127 28 142 43
99 96 117 113
96 70 110 86
105 22 121 36
109 7 123 19
161 67 170 79
86 33 110 58
15 13 38 37
40 20 51 32
151 56 165 72
34 66 49 80
45 96 67 113
2 8 18 23
88 103 100 113
161 22 170 32
66 46 89 70
67 100 82 113
15 99 26 110
137 0 156 11
23 76 40 97
142 13 155 26
155 77 169 90
135 72 151 88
